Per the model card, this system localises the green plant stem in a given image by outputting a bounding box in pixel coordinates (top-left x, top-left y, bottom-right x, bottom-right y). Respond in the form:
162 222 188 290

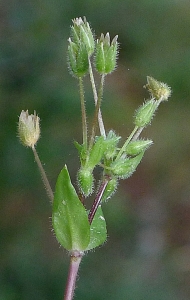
132 126 144 141
115 125 139 161
89 74 105 151
88 176 109 224
88 58 106 138
32 146 54 202
64 251 83 300
79 77 88 149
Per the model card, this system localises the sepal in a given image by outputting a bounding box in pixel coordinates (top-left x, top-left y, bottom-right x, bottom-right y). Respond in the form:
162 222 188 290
125 139 153 156
134 99 158 128
111 151 144 179
77 167 94 197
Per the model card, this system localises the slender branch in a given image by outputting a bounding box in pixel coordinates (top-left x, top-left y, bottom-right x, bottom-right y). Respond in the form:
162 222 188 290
79 77 88 149
32 146 54 202
88 176 109 224
132 126 144 141
115 125 139 161
88 58 106 138
64 251 83 300
89 74 105 151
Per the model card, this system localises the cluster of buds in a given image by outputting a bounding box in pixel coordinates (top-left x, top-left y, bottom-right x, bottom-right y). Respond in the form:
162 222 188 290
77 133 120 196
75 73 171 199
68 17 119 77
17 17 172 254
76 130 152 198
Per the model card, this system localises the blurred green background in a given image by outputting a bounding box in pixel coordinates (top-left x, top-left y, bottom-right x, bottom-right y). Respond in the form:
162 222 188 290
1 0 190 299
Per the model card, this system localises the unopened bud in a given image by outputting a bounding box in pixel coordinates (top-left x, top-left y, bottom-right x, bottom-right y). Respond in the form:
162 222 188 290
95 33 118 74
126 139 153 156
111 151 144 179
77 167 94 197
71 17 95 56
134 99 158 128
146 76 171 101
103 130 121 160
18 110 40 148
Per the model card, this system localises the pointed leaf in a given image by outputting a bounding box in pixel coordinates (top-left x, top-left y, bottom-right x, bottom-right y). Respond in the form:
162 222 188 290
52 165 90 251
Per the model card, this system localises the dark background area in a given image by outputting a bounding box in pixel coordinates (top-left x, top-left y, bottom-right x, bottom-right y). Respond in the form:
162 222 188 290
1 0 190 299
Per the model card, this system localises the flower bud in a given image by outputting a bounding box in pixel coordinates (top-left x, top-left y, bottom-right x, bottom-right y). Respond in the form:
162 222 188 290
146 76 171 101
125 139 153 156
111 151 144 179
77 167 94 197
71 17 95 56
18 110 40 147
95 33 118 74
103 130 121 160
101 177 118 202
134 99 158 128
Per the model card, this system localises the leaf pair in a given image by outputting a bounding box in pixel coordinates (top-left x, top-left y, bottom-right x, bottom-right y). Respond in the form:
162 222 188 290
52 166 107 251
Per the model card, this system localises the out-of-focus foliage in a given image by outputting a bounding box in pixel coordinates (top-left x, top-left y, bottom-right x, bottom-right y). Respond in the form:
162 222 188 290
1 0 190 299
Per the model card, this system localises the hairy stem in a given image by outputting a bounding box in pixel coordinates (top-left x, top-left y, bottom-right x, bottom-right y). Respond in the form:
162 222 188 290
132 126 144 141
89 74 105 151
115 125 139 161
79 77 88 149
32 146 54 202
64 251 83 300
88 58 106 138
88 176 109 224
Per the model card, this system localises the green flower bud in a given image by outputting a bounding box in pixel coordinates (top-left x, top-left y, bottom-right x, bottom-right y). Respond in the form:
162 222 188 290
126 139 153 156
101 177 118 202
77 167 94 197
18 110 40 148
103 130 121 160
71 17 95 56
134 99 158 128
111 151 144 179
68 38 89 77
95 33 118 74
146 76 171 101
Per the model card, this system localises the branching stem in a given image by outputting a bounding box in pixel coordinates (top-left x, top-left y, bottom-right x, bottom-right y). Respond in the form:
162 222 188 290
89 74 105 151
115 125 139 161
88 58 106 138
88 176 109 224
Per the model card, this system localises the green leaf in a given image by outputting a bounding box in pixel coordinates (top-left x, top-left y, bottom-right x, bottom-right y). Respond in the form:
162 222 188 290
52 165 90 251
86 206 107 250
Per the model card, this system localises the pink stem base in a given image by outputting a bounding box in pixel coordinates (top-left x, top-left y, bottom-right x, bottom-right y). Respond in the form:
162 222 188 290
64 251 83 300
